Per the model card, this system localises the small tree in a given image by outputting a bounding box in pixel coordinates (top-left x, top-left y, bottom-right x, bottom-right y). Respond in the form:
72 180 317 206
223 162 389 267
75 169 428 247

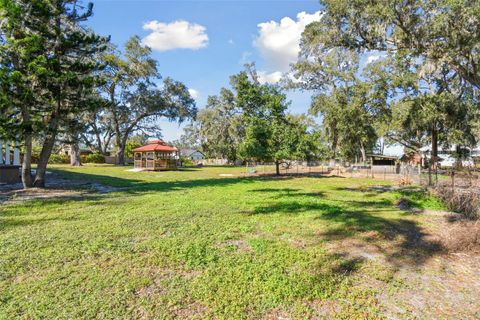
234 68 313 175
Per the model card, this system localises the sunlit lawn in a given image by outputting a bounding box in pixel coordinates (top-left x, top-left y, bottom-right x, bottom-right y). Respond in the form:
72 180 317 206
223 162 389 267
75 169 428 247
0 165 444 319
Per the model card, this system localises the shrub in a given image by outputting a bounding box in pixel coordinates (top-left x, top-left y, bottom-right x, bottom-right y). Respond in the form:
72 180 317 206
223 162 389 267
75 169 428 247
180 156 195 167
84 153 105 164
434 185 480 220
48 154 70 164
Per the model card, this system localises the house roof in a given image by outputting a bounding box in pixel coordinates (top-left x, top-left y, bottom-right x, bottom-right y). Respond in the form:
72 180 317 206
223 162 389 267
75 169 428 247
180 149 204 157
367 154 398 160
133 140 178 153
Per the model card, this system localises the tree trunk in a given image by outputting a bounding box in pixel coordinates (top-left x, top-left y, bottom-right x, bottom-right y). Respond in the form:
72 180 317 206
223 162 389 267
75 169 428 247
360 143 367 163
116 134 129 165
21 133 33 188
275 160 280 175
33 110 59 188
33 134 56 187
33 131 57 188
431 126 438 171
70 141 82 166
116 148 125 166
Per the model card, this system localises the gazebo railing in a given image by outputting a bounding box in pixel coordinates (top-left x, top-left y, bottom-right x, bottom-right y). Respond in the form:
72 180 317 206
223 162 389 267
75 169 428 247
134 152 178 170
134 159 143 168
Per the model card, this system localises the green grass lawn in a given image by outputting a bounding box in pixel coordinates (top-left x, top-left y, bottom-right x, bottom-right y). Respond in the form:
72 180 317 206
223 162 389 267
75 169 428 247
0 165 445 319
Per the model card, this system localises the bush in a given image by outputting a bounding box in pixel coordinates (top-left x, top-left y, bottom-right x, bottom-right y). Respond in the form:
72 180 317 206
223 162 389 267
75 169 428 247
435 185 480 220
83 153 105 164
48 154 70 164
180 156 195 167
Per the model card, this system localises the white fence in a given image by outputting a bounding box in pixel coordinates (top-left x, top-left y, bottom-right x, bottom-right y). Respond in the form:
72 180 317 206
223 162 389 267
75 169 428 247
192 159 230 166
0 139 21 166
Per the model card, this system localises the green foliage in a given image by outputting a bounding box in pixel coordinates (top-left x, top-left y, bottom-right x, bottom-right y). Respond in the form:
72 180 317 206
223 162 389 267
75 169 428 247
293 47 378 162
82 153 105 164
232 67 315 169
314 0 480 89
295 6 480 161
179 156 195 166
190 88 242 162
0 0 110 186
47 154 69 164
125 136 146 158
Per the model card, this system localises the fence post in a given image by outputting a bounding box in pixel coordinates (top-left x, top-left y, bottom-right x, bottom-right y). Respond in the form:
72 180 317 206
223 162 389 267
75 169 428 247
384 168 386 180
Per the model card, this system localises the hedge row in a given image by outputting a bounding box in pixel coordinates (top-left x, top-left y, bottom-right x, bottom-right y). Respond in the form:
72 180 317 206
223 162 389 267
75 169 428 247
45 153 106 164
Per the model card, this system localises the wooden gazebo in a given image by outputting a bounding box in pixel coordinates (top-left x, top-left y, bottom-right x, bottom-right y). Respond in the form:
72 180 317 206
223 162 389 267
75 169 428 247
133 140 179 171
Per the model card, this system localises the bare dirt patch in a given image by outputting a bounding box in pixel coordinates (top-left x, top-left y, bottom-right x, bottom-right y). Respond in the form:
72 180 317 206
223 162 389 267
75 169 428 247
325 213 480 319
378 252 480 320
0 172 120 205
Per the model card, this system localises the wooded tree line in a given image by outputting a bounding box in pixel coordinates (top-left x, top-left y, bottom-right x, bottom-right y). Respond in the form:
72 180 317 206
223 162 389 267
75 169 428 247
0 0 196 188
179 0 480 172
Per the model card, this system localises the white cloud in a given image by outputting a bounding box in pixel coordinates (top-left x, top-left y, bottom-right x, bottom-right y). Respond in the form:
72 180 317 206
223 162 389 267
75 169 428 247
257 71 283 84
188 88 199 99
142 20 208 52
228 39 235 45
254 11 323 72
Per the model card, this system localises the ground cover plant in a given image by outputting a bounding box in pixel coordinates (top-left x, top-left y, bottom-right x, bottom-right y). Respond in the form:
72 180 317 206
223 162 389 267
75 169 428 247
1 166 479 319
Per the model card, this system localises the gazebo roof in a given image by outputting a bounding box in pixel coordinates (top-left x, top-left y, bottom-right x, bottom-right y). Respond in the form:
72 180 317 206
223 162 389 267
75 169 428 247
133 140 178 153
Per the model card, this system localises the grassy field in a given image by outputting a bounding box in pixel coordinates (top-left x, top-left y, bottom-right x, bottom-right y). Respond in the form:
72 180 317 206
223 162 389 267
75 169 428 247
2 165 475 319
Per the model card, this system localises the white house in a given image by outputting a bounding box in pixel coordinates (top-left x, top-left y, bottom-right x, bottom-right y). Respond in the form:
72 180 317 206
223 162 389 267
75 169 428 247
420 145 479 167
180 149 205 161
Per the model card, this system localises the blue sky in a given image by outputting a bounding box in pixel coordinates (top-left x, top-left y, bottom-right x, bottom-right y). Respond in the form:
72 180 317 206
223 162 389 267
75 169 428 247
87 0 322 140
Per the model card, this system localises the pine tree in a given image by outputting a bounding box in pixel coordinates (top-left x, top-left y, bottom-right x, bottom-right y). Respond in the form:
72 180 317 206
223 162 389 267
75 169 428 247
1 0 109 187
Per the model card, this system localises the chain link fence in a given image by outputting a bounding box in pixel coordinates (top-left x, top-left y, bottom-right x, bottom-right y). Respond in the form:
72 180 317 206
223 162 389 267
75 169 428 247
242 161 424 183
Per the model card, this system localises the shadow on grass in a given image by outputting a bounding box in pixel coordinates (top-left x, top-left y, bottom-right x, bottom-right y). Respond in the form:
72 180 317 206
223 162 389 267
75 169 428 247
46 168 257 193
46 168 335 195
249 188 325 199
252 199 443 268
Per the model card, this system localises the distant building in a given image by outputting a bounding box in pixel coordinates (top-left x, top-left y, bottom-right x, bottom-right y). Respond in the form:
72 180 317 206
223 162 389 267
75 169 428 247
367 154 400 173
367 154 398 166
420 145 479 167
180 149 205 161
